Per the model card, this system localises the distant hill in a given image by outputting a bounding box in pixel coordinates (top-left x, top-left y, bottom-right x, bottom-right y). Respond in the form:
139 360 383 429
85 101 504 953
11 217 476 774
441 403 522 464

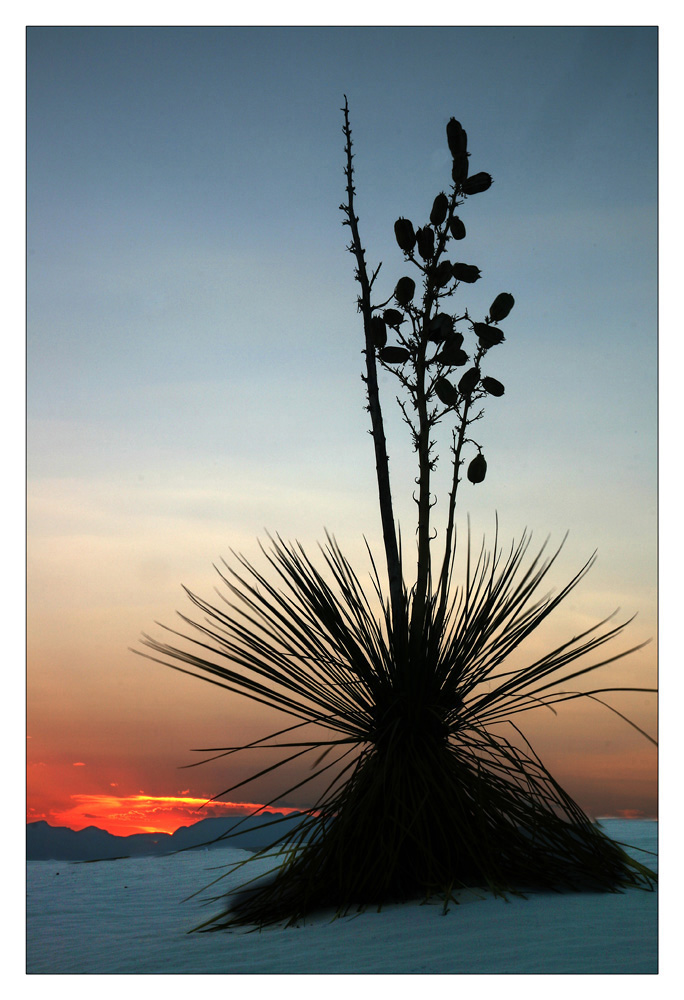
27 813 306 861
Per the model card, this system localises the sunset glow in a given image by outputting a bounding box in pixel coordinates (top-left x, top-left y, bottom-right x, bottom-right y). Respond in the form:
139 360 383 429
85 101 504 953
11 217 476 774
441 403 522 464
28 792 304 838
27 27 657 840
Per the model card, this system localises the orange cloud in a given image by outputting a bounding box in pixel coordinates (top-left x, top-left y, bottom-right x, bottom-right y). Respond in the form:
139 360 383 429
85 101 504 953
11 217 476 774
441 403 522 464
48 792 302 836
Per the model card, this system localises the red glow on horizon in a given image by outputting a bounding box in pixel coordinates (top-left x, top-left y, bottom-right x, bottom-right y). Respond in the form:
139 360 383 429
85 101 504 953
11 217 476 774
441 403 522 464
29 793 304 837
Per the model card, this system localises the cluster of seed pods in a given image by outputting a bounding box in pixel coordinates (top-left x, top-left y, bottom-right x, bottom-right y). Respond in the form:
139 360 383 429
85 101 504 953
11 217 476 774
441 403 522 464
373 117 515 486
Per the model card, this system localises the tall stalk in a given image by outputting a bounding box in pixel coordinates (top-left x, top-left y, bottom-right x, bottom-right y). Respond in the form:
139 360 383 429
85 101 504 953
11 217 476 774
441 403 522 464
407 188 466 647
343 106 514 648
339 98 406 638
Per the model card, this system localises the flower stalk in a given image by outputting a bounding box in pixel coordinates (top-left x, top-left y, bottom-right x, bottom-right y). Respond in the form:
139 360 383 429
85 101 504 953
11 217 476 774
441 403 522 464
343 107 515 653
339 97 406 639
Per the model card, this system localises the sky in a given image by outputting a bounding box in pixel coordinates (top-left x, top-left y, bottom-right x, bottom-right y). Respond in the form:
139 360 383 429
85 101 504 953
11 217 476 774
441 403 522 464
26 25 658 836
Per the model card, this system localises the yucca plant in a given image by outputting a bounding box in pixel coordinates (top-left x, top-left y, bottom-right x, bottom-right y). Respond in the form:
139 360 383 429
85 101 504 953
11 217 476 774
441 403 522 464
137 99 656 928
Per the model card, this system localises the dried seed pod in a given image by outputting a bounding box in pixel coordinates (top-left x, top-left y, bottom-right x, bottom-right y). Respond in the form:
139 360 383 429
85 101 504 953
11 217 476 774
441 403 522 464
451 262 481 283
446 118 468 157
427 312 454 343
394 276 416 306
416 226 435 261
434 376 460 407
451 153 469 186
489 292 515 323
449 216 466 240
369 315 387 348
458 366 480 395
481 375 505 396
473 322 505 348
430 192 449 227
462 172 493 195
394 217 416 252
383 308 405 328
379 346 411 364
444 330 464 351
467 453 487 484
435 345 468 367
432 259 454 288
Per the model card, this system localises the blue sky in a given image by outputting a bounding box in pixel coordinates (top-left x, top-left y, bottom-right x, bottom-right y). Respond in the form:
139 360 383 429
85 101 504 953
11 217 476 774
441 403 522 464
26 26 658 820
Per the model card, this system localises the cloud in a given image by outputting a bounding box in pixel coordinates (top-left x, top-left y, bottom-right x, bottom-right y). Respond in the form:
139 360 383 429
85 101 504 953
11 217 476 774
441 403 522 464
49 792 303 836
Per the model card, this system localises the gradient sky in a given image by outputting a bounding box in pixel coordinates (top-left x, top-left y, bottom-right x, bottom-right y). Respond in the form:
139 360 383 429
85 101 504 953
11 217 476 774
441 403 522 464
27 26 658 835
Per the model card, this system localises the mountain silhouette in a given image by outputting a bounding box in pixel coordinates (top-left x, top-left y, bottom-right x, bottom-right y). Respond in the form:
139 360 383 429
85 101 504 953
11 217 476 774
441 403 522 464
27 813 305 861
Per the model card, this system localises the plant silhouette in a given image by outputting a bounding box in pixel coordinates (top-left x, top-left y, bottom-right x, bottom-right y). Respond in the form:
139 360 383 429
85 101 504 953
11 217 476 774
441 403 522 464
136 100 656 928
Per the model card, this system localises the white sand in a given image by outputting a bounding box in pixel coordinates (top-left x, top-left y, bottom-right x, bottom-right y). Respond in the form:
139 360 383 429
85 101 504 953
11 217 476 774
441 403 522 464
25 818 657 976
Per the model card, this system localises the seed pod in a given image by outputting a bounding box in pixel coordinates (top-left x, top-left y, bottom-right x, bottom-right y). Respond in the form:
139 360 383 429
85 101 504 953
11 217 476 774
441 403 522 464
473 322 505 348
462 172 493 195
451 153 469 186
416 226 435 261
458 366 480 395
394 276 416 306
383 308 405 328
369 315 387 348
449 216 466 240
394 217 416 253
432 259 454 288
446 118 468 157
435 345 468 367
434 376 460 407
481 376 505 396
379 346 411 364
451 262 481 283
444 330 464 351
489 292 515 323
427 312 454 343
467 453 487 484
430 192 449 227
